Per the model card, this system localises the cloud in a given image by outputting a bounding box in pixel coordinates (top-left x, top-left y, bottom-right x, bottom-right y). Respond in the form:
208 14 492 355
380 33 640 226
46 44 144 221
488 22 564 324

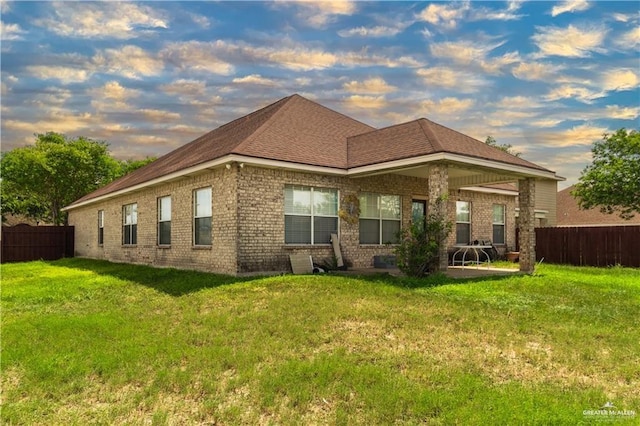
532 24 607 57
338 25 403 38
340 50 422 68
89 81 140 111
285 1 357 28
35 2 168 39
484 110 539 127
94 45 164 79
469 2 525 22
420 97 475 115
492 96 542 110
344 95 388 110
530 118 565 128
3 111 93 133
343 77 396 94
429 39 519 74
160 79 207 97
1 20 26 40
540 124 608 147
416 66 487 92
189 13 210 29
550 0 591 17
544 85 604 103
602 68 639 91
605 105 640 120
616 27 640 50
161 41 235 75
417 2 469 29
139 109 181 122
611 13 633 23
512 61 563 81
232 74 279 86
26 65 91 84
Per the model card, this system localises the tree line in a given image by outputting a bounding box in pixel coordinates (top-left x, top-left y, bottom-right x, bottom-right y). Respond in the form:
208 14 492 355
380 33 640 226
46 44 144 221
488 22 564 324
1 132 156 225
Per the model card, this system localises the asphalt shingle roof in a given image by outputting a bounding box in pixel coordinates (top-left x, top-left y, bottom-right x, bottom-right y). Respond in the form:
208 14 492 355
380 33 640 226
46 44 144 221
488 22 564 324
69 94 554 207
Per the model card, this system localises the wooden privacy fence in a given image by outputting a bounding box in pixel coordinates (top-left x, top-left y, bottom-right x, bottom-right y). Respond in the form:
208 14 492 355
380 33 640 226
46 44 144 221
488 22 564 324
1 226 74 263
534 226 640 267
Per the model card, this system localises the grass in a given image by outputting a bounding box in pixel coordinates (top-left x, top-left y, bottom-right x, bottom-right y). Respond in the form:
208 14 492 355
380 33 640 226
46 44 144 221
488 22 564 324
2 259 639 425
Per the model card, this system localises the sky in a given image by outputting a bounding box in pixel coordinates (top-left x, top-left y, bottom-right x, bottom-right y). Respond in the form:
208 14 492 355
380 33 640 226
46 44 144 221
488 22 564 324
1 1 639 189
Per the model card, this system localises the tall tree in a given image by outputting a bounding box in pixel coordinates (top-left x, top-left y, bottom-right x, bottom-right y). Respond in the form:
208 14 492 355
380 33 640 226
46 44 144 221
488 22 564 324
2 133 121 225
573 128 640 219
485 136 521 157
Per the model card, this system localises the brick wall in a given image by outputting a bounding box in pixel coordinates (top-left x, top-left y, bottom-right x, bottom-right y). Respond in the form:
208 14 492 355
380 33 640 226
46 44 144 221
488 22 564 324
446 189 517 253
69 167 239 275
235 166 431 272
69 163 518 275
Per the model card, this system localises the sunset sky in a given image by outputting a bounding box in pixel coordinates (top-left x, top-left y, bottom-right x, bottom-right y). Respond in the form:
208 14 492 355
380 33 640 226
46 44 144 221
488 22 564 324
1 1 638 189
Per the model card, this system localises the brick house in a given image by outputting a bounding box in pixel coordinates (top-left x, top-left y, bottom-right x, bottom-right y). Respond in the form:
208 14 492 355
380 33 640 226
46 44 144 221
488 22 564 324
65 94 562 275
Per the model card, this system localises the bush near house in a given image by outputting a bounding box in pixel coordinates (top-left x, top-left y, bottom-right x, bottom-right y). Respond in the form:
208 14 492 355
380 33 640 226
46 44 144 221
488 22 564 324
2 259 639 424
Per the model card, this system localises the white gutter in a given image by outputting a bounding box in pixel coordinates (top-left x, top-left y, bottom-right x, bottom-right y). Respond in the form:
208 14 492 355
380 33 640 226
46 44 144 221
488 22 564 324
64 152 563 211
63 154 348 211
460 186 519 196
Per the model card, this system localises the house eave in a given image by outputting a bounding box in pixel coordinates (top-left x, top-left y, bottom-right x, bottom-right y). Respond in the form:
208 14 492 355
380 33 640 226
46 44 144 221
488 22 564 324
460 186 519 196
63 152 562 211
347 153 563 181
63 154 348 211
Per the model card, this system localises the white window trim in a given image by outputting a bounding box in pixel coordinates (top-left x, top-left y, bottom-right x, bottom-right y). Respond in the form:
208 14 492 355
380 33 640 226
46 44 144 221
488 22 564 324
193 188 212 246
158 196 171 246
455 200 471 245
492 204 506 245
284 185 339 245
98 210 104 246
359 192 402 245
122 203 137 245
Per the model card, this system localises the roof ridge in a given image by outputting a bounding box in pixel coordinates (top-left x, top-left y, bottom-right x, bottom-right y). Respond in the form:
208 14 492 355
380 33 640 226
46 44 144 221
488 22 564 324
231 94 296 154
416 118 444 152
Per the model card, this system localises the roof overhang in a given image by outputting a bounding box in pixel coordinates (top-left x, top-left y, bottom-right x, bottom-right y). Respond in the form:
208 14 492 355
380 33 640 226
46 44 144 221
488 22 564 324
347 153 562 181
64 152 563 211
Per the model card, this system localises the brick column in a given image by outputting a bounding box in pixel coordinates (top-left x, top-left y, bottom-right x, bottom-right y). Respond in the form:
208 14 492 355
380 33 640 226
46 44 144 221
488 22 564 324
428 164 449 271
518 178 536 273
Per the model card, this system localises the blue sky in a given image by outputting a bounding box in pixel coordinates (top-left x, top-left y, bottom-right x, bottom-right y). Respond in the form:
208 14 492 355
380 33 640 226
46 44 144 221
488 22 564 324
1 1 638 189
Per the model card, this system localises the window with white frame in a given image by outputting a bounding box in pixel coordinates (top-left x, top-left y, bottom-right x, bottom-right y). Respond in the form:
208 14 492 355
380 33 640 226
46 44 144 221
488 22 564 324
455 201 471 245
158 196 171 246
492 204 505 245
359 193 401 244
98 210 104 246
284 185 338 244
193 188 212 246
122 203 137 245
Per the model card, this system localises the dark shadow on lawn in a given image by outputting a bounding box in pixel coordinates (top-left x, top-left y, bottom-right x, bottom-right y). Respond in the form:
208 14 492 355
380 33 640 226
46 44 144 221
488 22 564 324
47 258 261 297
46 258 524 296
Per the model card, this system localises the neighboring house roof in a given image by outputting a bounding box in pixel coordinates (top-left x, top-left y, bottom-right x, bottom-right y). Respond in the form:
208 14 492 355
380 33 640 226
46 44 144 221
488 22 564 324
557 185 640 226
67 94 557 209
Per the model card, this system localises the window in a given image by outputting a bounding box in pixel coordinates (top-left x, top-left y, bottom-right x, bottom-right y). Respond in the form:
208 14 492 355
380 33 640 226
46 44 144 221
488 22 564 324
122 203 137 245
98 210 104 246
284 185 338 244
158 196 171 246
194 188 212 246
412 200 427 232
492 204 505 244
456 201 471 244
359 193 401 244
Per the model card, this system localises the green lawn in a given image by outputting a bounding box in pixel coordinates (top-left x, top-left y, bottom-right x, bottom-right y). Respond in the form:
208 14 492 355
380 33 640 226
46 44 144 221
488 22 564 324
2 259 639 425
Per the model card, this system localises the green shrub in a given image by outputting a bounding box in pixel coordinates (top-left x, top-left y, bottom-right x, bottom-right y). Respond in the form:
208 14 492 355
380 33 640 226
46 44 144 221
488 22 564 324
394 204 451 277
